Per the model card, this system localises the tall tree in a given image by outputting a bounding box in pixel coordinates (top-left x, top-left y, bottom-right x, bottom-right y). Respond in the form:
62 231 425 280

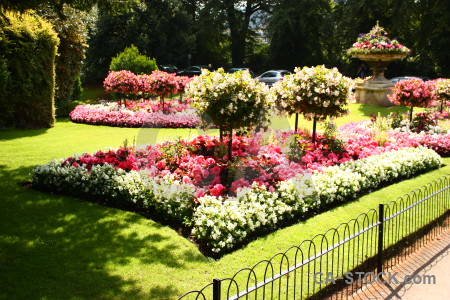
192 1 231 67
83 0 195 82
268 0 332 70
199 0 273 66
38 5 90 116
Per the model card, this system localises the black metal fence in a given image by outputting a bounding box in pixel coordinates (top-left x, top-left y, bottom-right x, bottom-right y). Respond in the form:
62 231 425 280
179 175 450 300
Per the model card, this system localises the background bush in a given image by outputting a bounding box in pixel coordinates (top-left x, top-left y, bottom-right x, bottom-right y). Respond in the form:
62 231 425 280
109 44 158 75
38 6 89 117
70 76 83 100
0 10 59 128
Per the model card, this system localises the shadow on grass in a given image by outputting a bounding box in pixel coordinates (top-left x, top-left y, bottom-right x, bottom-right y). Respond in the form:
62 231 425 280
0 127 49 141
357 103 409 118
0 165 205 299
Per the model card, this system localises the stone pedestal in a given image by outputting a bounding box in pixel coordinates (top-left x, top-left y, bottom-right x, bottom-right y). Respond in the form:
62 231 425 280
352 53 408 106
354 80 394 106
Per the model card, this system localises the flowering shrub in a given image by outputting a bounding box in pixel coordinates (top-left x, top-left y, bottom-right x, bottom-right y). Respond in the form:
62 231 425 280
186 68 271 159
145 70 179 112
186 69 269 131
271 65 352 141
69 101 200 128
103 70 140 95
388 79 436 122
347 23 410 55
388 79 436 108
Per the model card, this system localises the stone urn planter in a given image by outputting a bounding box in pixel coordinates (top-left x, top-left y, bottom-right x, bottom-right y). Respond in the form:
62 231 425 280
348 23 410 106
353 53 409 106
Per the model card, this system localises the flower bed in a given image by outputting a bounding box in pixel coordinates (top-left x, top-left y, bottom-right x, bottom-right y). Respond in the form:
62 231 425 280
31 131 442 255
194 147 440 252
69 100 201 128
340 119 450 157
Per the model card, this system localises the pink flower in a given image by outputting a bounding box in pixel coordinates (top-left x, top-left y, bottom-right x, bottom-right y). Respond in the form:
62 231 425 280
156 160 166 169
194 188 206 198
210 184 226 197
230 178 250 193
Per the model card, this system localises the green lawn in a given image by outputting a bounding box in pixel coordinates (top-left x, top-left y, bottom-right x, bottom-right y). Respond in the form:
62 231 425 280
0 104 448 299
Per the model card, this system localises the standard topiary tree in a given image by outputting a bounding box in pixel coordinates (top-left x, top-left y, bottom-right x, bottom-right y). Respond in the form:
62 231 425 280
109 45 158 75
186 68 271 160
388 79 436 122
146 70 178 113
103 70 139 107
271 65 352 144
0 11 59 128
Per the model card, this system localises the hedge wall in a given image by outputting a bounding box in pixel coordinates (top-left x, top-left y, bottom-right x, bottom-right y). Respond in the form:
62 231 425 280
0 10 59 128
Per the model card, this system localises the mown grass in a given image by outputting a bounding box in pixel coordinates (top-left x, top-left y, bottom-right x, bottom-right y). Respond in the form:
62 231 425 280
0 104 448 299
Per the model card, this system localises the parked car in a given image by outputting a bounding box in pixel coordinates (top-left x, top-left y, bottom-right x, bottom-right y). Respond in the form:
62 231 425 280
176 65 211 77
390 76 430 83
256 70 291 86
159 64 178 73
226 67 255 78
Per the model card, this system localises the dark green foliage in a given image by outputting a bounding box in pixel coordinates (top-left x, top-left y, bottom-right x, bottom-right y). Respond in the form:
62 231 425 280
0 0 137 14
83 0 194 82
268 0 332 70
268 0 450 78
0 55 10 96
38 6 89 117
110 45 158 74
0 11 59 129
71 76 83 100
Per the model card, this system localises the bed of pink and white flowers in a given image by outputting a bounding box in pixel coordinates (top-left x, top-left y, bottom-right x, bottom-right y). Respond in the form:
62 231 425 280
32 127 443 255
69 100 201 128
340 117 450 157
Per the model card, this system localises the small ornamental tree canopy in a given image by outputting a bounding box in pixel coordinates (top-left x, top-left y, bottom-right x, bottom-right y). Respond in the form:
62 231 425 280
146 70 179 113
175 76 193 102
137 74 152 99
103 70 139 106
435 78 450 112
186 68 271 160
388 79 436 122
271 65 352 143
347 22 410 55
147 70 178 99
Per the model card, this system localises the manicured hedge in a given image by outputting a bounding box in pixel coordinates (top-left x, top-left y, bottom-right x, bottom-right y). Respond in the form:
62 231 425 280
0 10 58 128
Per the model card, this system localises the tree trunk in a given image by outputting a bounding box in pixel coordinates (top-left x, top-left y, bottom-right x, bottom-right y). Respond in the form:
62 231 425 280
295 113 299 132
228 128 233 161
161 96 165 114
409 106 413 123
225 0 252 66
312 116 317 144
